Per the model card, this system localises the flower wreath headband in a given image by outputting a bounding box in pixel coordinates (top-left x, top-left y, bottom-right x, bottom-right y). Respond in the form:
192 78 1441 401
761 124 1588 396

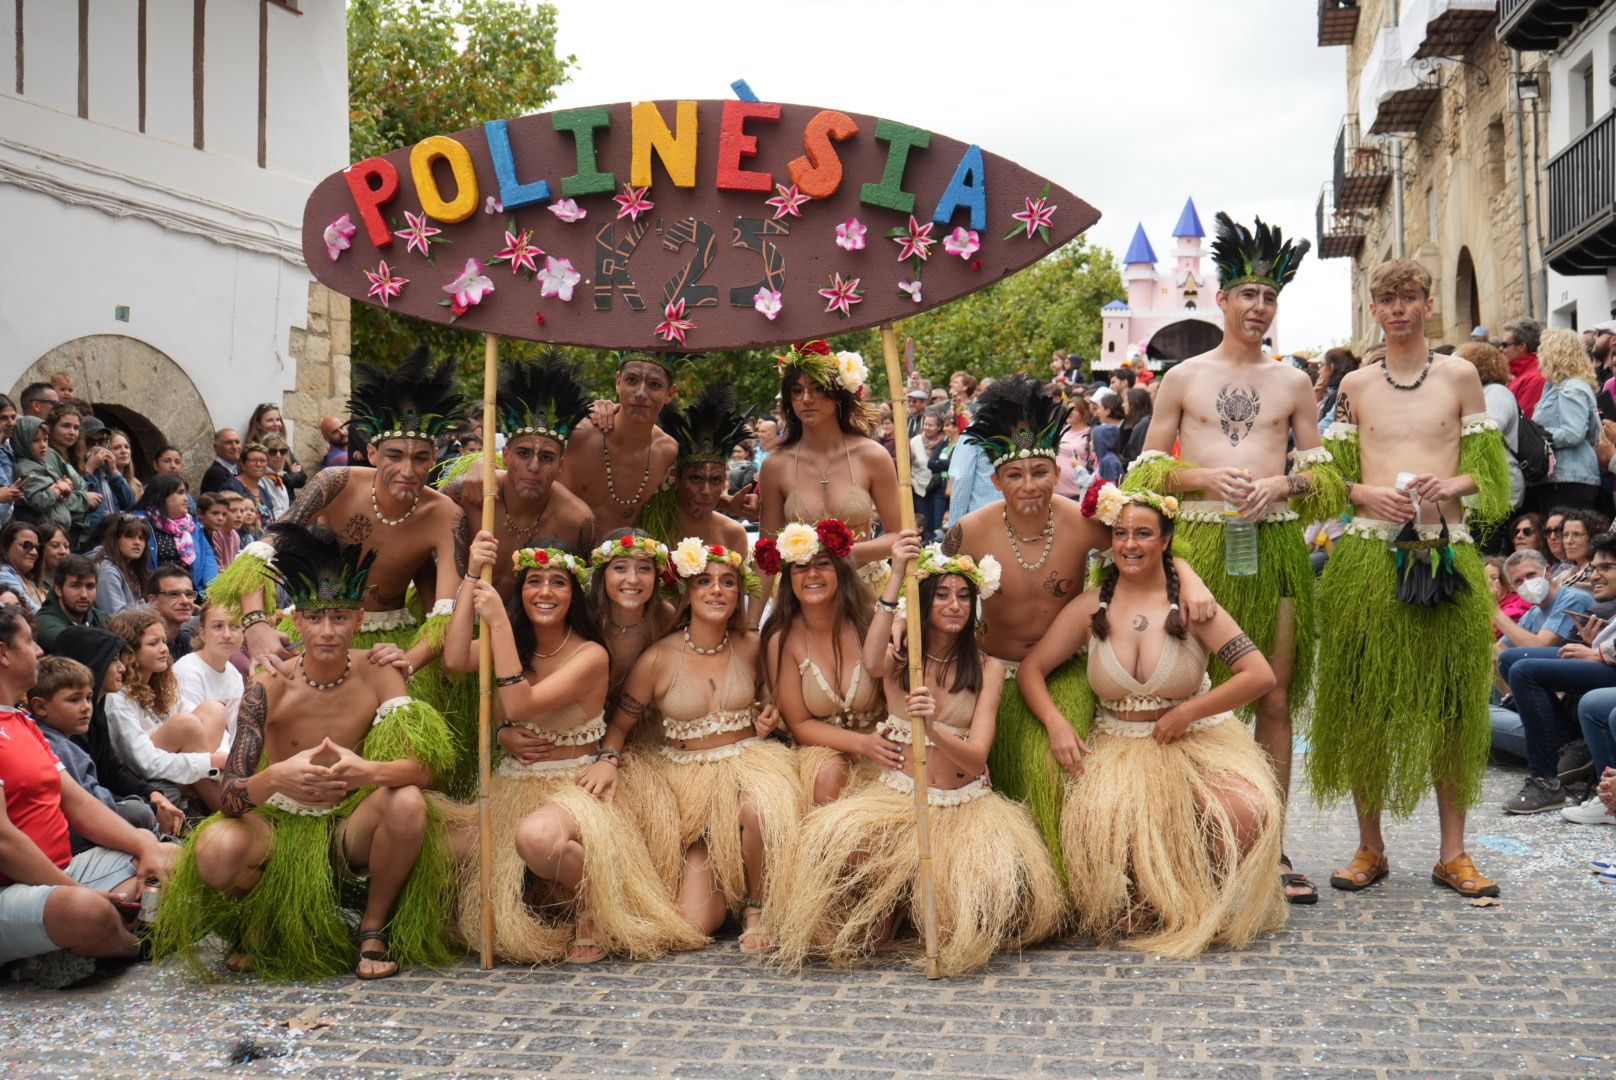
589 534 671 571
1093 484 1179 526
752 519 855 576
513 547 591 592
776 339 868 396
916 544 1002 599
671 537 763 598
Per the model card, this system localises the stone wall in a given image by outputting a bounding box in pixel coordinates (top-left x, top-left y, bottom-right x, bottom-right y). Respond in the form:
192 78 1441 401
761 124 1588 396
283 282 351 470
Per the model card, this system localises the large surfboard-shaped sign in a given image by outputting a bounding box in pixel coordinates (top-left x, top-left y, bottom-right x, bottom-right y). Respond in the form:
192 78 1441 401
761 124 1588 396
302 100 1100 350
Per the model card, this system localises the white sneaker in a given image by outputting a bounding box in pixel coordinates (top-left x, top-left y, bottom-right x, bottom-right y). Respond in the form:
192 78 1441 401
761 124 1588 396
1561 795 1616 825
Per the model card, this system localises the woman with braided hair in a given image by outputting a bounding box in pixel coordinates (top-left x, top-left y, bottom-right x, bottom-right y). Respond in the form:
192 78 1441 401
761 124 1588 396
1018 488 1287 957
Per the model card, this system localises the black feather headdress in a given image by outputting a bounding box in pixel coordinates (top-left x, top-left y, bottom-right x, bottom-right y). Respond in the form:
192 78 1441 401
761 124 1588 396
347 347 467 445
498 350 591 446
660 383 754 465
265 522 375 611
964 373 1070 469
1211 212 1310 294
617 351 701 381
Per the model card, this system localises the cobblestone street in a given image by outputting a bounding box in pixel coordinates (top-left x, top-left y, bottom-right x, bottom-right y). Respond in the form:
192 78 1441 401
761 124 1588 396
3 763 1612 1080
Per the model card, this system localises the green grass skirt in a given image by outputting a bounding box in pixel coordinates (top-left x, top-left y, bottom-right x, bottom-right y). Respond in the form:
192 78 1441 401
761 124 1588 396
1307 533 1493 816
988 658 1093 874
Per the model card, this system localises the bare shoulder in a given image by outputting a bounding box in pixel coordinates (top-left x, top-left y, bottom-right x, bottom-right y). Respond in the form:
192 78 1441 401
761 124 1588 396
650 426 679 455
548 480 593 519
758 450 788 483
568 420 603 452
419 487 462 526
1434 354 1482 389
356 649 409 701
716 514 748 552
848 435 891 466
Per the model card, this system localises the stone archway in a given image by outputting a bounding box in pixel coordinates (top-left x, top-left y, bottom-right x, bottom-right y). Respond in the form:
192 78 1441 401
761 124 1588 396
1454 247 1481 338
11 336 213 481
1147 319 1224 362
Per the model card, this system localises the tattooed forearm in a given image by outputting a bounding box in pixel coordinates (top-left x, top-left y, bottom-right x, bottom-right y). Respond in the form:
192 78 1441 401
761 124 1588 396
285 466 349 527
578 515 600 556
451 511 469 577
1286 473 1311 497
942 523 964 557
1216 634 1260 669
220 683 268 816
618 692 647 720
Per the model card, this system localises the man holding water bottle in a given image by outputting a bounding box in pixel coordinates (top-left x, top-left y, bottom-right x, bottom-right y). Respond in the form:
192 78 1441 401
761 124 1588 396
1307 258 1512 901
1123 212 1334 905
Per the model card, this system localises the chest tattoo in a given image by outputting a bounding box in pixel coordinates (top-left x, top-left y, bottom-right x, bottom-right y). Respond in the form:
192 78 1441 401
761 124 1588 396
342 514 374 543
1131 614 1149 631
1042 571 1074 597
1216 384 1261 445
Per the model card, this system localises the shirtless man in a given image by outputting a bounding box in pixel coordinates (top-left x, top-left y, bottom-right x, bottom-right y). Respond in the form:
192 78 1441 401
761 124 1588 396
441 356 597 598
559 354 681 531
152 525 457 980
1309 258 1512 902
655 383 752 555
941 373 1216 861
1124 211 1325 903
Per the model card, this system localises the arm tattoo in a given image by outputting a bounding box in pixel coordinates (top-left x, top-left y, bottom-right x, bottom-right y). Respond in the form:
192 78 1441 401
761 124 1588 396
1285 473 1310 497
285 467 349 527
941 523 964 557
450 511 469 577
1216 634 1260 669
578 515 600 555
619 692 647 720
1335 389 1354 425
220 683 268 816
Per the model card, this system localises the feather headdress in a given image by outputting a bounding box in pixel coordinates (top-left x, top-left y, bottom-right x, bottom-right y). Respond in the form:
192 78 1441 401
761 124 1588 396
498 350 591 446
265 523 375 611
660 383 754 465
1211 212 1310 293
347 347 467 445
964 373 1070 469
617 350 700 381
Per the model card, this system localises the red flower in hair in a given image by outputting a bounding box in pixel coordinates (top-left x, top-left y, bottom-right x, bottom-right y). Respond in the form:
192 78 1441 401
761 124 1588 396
711 545 726 557
795 339 833 357
1080 479 1113 518
753 537 782 576
535 550 550 563
816 519 854 558
619 536 634 549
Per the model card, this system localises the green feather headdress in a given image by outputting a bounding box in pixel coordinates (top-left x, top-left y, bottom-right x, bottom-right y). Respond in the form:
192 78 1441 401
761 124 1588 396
348 347 467 445
498 350 590 446
964 373 1070 469
660 383 754 465
265 523 375 611
1211 212 1310 293
617 351 700 381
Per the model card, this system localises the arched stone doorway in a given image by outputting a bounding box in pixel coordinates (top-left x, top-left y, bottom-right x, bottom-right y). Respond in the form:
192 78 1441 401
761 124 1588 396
10 336 213 481
1454 247 1481 337
1148 319 1224 362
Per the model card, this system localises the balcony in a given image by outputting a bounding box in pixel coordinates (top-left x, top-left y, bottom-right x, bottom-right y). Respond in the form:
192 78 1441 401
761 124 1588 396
1408 0 1495 58
1359 27 1442 135
1498 0 1602 52
1546 108 1616 275
1317 184 1366 260
1318 0 1360 47
1333 115 1392 209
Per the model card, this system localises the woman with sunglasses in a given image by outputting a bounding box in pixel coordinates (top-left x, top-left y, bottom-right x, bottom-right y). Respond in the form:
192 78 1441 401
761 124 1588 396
0 521 43 612
258 434 294 521
1509 512 1549 557
1544 510 1571 577
243 403 306 494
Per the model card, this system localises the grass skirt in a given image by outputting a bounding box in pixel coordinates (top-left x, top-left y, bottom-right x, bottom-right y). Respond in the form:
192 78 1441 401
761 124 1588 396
434 766 704 963
1061 716 1285 958
990 658 1093 872
1308 532 1494 815
774 773 1063 975
612 750 686 894
644 738 804 923
795 743 882 809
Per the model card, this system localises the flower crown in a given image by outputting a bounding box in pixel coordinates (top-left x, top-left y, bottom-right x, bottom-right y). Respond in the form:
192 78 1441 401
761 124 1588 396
670 537 763 598
916 544 1002 599
1094 485 1179 526
776 339 867 395
752 519 855 576
589 534 670 571
513 547 591 592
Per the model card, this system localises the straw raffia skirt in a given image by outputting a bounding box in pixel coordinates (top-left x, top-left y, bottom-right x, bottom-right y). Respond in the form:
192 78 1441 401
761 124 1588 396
795 742 883 810
1062 714 1286 958
774 770 1064 976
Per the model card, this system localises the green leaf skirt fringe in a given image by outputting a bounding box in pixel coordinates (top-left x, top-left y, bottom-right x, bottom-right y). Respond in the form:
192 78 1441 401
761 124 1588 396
987 658 1092 876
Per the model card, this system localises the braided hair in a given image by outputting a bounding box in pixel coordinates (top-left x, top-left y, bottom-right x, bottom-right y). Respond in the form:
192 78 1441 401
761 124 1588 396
1089 504 1187 641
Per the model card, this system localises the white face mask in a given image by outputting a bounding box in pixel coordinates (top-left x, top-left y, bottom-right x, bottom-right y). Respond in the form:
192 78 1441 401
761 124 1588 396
1517 576 1551 607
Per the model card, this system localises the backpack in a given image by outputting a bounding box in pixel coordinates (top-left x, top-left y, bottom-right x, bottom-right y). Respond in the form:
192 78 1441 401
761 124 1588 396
1513 404 1554 486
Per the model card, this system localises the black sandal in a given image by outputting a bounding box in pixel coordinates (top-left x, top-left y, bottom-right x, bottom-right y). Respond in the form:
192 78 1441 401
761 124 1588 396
356 928 399 981
1280 854 1319 906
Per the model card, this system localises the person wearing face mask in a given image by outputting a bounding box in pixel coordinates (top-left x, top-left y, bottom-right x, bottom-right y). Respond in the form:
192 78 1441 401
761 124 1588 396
1493 549 1594 648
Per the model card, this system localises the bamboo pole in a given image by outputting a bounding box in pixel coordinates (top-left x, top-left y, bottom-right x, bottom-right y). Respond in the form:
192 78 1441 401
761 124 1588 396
878 322 941 980
477 334 498 970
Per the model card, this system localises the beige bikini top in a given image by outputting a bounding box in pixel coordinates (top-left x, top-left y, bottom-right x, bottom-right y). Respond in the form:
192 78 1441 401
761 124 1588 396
878 681 976 745
1086 634 1211 714
509 698 605 746
659 646 756 740
782 442 876 535
799 656 883 729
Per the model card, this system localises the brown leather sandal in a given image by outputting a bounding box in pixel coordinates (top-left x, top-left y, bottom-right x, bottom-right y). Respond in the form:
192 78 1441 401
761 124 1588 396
1431 853 1499 898
1328 847 1389 891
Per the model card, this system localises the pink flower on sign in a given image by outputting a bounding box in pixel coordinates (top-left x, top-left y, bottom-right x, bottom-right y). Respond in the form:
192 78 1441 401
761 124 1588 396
443 258 495 309
1009 194 1058 240
753 287 783 321
537 256 582 302
484 195 504 214
549 198 587 223
818 272 863 317
765 183 810 220
655 299 697 346
944 226 980 260
898 279 923 303
892 216 936 263
395 211 443 257
613 184 654 222
493 228 542 275
835 217 867 252
324 214 356 261
364 260 409 307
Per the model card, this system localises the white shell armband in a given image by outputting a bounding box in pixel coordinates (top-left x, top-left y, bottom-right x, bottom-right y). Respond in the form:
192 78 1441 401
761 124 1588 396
1289 446 1333 468
241 541 277 567
1460 413 1498 435
429 597 456 618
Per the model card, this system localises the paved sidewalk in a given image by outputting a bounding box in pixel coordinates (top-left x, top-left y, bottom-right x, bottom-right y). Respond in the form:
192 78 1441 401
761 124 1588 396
3 763 1613 1079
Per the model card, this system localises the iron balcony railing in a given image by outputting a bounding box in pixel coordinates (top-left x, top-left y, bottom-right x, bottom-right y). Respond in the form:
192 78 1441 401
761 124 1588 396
1545 108 1616 272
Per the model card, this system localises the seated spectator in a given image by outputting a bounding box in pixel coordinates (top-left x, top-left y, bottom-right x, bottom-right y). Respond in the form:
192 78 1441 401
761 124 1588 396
33 555 106 652
132 475 211 586
1485 556 1531 637
237 442 275 526
318 416 349 469
144 564 197 657
259 435 294 522
199 428 247 496
0 608 175 989
194 494 238 589
1568 679 1616 826
1553 508 1607 592
1509 512 1549 557
1544 509 1571 577
34 523 70 594
91 513 150 618
171 602 243 739
244 404 306 495
1497 534 1616 814
76 417 133 546
1493 549 1593 648
102 610 228 812
10 417 91 542
224 491 262 544
0 520 44 612
27 656 161 847
0 585 22 608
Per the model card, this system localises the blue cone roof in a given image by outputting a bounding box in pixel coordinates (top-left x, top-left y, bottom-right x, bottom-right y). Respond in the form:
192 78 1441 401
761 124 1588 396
1172 197 1205 238
1123 224 1157 265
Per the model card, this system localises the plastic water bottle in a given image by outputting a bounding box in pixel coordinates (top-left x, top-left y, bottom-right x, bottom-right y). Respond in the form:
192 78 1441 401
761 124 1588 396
1224 505 1258 577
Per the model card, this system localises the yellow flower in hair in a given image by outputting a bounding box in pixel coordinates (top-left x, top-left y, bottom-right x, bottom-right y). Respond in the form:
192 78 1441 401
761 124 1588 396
777 522 821 565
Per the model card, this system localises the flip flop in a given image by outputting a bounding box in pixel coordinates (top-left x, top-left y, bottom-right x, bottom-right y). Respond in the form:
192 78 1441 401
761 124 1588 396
1279 853 1319 905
